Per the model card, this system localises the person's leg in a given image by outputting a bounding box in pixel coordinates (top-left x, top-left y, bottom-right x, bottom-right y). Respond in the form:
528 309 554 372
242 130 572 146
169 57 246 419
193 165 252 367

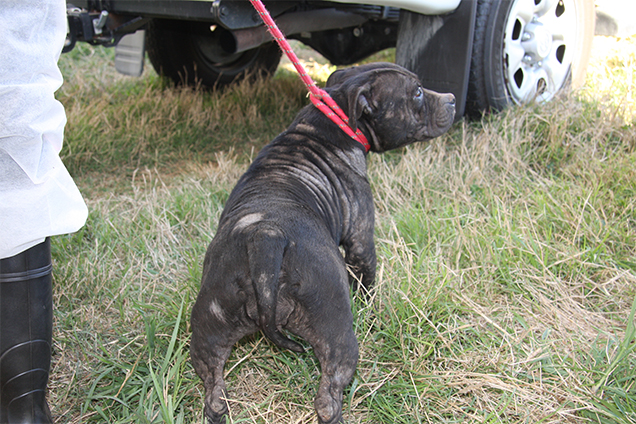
0 239 53 423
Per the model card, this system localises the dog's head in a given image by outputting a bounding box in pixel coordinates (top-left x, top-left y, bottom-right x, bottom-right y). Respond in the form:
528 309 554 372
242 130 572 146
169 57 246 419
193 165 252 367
325 62 455 153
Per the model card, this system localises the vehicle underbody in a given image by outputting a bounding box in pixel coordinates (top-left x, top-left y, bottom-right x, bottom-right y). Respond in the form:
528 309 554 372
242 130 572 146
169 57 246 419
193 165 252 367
64 0 595 119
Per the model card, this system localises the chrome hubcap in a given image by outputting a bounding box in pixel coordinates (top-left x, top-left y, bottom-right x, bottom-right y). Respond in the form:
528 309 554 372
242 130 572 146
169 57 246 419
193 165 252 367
503 0 578 104
523 22 553 60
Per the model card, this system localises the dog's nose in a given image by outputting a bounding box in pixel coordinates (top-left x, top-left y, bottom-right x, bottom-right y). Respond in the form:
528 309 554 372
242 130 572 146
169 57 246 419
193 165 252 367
442 93 456 108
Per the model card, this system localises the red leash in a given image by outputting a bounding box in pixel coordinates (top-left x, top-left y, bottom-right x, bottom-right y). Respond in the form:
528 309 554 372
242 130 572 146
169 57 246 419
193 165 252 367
249 0 371 152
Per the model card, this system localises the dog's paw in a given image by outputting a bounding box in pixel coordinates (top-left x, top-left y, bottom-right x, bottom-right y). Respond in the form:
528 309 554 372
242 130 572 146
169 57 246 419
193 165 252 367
205 407 227 424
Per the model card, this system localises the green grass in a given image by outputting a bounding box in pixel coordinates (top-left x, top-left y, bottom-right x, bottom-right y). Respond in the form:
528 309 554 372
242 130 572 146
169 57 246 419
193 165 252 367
49 36 636 423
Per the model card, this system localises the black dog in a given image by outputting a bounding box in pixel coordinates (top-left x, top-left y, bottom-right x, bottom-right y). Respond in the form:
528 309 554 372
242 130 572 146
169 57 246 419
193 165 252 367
191 62 455 424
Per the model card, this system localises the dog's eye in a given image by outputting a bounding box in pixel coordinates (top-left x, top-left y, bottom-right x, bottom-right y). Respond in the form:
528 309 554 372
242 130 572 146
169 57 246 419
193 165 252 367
414 86 424 101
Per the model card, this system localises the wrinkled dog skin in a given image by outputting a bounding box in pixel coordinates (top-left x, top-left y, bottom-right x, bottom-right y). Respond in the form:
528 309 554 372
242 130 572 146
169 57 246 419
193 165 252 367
191 63 455 424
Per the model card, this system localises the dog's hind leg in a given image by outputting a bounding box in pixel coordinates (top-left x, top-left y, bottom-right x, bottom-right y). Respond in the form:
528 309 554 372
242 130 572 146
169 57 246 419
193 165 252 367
191 300 254 424
190 329 234 424
312 328 358 424
288 266 359 424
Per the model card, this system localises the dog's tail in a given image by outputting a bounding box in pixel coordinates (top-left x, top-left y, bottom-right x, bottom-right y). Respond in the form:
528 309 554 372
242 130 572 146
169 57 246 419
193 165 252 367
247 226 304 353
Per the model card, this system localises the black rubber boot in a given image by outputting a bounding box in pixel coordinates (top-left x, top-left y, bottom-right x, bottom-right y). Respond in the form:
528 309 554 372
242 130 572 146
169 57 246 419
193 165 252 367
0 239 54 424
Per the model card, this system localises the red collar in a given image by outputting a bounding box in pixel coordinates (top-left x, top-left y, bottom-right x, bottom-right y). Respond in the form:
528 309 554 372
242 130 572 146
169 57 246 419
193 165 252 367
310 91 370 152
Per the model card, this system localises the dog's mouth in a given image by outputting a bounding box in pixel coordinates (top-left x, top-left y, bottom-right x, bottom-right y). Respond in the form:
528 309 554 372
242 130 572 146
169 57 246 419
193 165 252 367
440 99 456 130
428 92 456 137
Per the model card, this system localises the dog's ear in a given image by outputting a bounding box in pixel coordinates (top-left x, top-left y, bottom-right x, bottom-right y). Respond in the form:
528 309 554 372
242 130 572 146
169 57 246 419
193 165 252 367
347 83 372 131
326 68 347 87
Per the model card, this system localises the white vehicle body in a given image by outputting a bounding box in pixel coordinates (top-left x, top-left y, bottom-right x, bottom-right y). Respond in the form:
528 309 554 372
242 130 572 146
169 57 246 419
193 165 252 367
331 0 461 15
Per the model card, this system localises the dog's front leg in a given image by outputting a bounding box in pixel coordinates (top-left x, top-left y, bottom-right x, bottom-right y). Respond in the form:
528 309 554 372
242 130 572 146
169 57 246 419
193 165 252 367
342 229 377 291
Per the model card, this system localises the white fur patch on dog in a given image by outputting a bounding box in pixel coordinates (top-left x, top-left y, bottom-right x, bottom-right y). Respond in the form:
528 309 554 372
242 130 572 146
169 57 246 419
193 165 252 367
209 300 225 322
233 213 264 232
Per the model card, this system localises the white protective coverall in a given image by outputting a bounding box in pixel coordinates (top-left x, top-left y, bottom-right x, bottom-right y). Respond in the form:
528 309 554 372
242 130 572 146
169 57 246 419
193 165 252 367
0 0 88 259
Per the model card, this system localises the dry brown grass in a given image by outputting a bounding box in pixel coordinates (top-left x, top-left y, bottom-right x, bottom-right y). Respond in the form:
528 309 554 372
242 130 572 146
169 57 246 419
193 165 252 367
50 35 636 423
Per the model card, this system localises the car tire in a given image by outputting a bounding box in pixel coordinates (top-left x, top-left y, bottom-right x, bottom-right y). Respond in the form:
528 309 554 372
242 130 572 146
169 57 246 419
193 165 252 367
466 0 595 116
146 19 282 89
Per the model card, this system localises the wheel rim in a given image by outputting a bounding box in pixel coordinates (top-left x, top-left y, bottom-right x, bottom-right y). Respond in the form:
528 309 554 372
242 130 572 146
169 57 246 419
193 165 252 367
502 0 578 104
